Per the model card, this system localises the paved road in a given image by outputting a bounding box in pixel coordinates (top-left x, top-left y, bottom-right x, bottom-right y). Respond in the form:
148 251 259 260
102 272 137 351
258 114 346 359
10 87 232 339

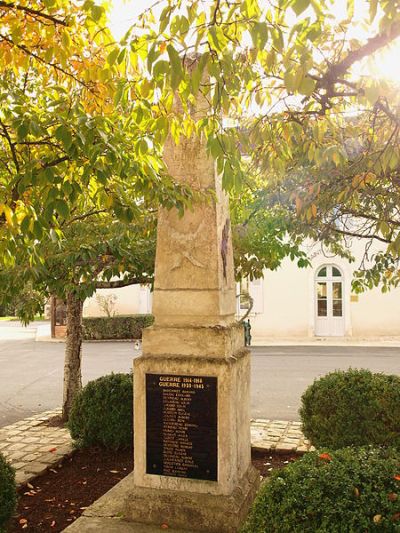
0 322 136 427
0 322 399 426
250 345 400 420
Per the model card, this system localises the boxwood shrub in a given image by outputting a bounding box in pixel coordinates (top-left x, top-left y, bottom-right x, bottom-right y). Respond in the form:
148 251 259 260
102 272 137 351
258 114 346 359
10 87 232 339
68 373 133 450
0 452 17 533
82 314 154 340
300 368 400 449
242 447 400 533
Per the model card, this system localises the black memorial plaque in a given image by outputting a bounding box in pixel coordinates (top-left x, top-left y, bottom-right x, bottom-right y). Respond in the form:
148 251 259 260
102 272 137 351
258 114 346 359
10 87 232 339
146 373 217 481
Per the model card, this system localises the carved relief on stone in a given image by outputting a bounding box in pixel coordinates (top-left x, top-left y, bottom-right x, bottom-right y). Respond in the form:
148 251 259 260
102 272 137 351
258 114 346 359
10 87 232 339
166 218 207 271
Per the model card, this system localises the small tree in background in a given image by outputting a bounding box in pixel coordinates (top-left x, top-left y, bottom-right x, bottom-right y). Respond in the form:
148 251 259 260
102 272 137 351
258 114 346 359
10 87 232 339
95 294 118 318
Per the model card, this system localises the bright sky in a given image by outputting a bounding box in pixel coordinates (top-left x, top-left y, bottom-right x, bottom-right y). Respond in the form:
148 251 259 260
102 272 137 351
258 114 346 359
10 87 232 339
109 0 400 84
109 0 151 40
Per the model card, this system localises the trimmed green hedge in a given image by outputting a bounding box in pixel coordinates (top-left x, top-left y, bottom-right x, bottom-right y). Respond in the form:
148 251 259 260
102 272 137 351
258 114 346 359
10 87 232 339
0 452 17 533
68 373 133 450
300 368 400 449
242 447 400 533
82 314 154 340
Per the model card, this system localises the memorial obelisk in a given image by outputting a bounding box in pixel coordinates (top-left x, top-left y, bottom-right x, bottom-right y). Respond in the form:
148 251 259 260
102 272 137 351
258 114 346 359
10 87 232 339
128 85 259 532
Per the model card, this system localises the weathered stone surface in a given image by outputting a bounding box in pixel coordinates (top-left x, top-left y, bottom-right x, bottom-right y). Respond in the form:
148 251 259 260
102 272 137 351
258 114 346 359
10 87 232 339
131 73 258 532
133 352 252 496
8 451 26 461
0 409 69 486
7 443 27 451
63 466 260 533
23 453 41 462
126 466 260 533
24 462 48 475
64 516 192 532
143 323 244 358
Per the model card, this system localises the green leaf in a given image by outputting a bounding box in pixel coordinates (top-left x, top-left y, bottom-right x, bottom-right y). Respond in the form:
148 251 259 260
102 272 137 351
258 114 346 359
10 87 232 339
55 125 72 149
33 220 43 239
107 48 119 66
54 199 70 219
284 70 296 92
250 22 269 50
91 5 103 22
153 60 170 78
17 122 29 140
292 0 310 16
167 45 183 90
21 215 31 235
159 6 171 33
208 26 227 52
299 76 316 95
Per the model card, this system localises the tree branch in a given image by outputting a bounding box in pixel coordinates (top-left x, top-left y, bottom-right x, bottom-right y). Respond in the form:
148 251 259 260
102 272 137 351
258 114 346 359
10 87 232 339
316 23 400 90
95 276 152 289
323 225 391 244
0 119 19 173
0 1 68 26
374 100 400 127
64 209 108 226
43 156 69 168
0 33 89 88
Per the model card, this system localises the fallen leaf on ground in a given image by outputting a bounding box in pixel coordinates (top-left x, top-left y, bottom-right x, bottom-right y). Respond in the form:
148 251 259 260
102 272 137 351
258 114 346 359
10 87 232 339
50 521 56 527
319 453 332 461
19 518 28 525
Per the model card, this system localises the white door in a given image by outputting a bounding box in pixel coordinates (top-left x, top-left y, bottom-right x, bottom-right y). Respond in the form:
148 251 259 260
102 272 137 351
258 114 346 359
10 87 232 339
315 265 345 336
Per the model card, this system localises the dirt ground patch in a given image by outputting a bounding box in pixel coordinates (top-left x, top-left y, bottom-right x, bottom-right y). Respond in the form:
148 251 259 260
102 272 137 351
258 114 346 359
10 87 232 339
8 448 299 532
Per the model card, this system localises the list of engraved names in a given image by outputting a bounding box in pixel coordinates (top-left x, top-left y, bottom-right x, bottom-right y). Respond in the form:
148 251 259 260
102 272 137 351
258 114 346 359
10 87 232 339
146 374 218 481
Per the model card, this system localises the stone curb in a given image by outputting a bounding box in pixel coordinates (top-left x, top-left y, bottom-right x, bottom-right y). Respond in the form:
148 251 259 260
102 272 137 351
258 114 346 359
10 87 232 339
0 411 313 487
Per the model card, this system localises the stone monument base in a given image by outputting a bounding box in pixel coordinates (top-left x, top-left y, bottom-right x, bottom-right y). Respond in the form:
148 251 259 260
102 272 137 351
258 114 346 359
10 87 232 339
63 466 260 533
126 464 260 532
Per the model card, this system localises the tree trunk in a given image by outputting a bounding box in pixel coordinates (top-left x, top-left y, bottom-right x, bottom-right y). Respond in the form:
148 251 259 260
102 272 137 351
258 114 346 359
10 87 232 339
62 292 83 421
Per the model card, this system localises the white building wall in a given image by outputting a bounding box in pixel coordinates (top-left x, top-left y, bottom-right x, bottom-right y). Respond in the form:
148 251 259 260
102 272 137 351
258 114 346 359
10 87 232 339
240 238 400 339
83 285 145 317
351 288 400 336
83 238 400 338
249 260 310 338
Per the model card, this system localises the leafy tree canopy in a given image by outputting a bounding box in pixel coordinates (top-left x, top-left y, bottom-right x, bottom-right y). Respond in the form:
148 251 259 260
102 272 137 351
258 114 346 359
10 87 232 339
122 0 400 289
0 0 194 268
2 0 400 290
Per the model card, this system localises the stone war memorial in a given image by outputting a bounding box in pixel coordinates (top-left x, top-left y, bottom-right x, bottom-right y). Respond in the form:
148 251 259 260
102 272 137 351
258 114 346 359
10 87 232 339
66 78 259 532
129 86 260 531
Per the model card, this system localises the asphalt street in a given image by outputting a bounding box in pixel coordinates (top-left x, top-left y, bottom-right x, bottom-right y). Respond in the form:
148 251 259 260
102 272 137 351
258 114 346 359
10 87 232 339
0 321 399 426
250 345 400 420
